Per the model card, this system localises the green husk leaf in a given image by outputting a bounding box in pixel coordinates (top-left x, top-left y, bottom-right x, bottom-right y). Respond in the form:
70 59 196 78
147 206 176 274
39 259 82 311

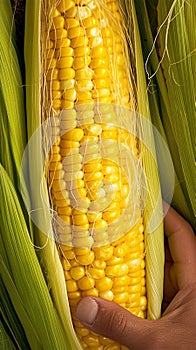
0 317 16 350
121 0 165 319
131 0 164 320
0 164 75 349
156 0 195 226
135 0 195 228
0 257 38 349
0 0 26 189
134 0 192 222
0 274 29 350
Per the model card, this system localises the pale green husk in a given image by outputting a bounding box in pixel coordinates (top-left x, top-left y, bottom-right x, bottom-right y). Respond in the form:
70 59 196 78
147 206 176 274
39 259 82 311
0 318 15 350
0 0 26 190
135 0 196 228
0 164 73 349
122 0 164 320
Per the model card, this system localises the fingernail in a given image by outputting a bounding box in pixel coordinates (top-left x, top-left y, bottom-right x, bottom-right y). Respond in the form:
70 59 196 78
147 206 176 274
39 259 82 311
76 298 98 325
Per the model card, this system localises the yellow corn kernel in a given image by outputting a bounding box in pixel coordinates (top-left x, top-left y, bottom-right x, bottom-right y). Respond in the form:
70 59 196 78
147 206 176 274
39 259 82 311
84 171 103 182
68 26 85 39
106 256 124 266
140 295 147 311
78 276 95 290
61 100 74 109
112 285 128 294
49 162 62 171
83 334 100 347
93 259 106 270
56 38 71 49
47 80 60 91
95 276 113 292
82 16 98 28
57 0 75 12
76 91 92 101
56 46 74 57
105 263 129 278
113 292 129 304
94 245 113 260
52 179 66 192
87 211 102 222
59 67 75 80
73 56 91 70
70 266 85 280
71 36 88 49
75 67 93 80
59 215 71 225
65 18 80 29
75 327 90 337
51 8 60 17
74 46 91 57
52 16 65 29
70 187 87 199
50 28 67 40
82 288 99 297
102 209 121 223
99 290 114 301
85 124 103 136
63 128 84 141
94 67 110 78
57 57 74 69
75 80 93 92
66 279 78 292
62 249 75 260
73 247 89 255
63 88 77 101
87 267 105 279
61 244 72 251
66 5 77 17
72 236 94 249
76 251 95 265
128 292 140 304
67 291 81 299
72 213 88 226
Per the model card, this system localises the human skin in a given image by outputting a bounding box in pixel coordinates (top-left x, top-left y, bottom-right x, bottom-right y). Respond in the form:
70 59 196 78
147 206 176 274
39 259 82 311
76 204 196 349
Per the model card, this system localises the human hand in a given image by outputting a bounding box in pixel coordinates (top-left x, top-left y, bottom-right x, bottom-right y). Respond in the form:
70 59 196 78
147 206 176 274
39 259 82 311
75 205 196 349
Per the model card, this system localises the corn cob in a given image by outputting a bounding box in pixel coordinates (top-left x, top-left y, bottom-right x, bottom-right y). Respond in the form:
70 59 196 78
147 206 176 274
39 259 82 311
42 0 147 348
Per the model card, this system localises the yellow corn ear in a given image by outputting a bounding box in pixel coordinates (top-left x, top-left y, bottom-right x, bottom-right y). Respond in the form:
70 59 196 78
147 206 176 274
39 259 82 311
42 0 147 348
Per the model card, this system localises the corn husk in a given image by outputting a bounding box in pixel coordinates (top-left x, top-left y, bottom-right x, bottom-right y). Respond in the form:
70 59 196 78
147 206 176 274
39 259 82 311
135 0 196 228
0 0 26 190
120 0 164 320
0 164 75 349
0 318 16 350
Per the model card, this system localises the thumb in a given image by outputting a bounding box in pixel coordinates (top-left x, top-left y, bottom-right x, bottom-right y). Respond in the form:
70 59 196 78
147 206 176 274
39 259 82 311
75 296 155 349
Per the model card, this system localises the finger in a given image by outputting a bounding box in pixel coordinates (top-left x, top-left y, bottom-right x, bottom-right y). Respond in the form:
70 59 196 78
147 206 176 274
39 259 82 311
163 202 196 287
76 297 154 349
163 202 196 263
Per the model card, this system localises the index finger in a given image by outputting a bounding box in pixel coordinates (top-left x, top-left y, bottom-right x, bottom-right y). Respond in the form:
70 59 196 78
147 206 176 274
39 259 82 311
163 202 196 287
